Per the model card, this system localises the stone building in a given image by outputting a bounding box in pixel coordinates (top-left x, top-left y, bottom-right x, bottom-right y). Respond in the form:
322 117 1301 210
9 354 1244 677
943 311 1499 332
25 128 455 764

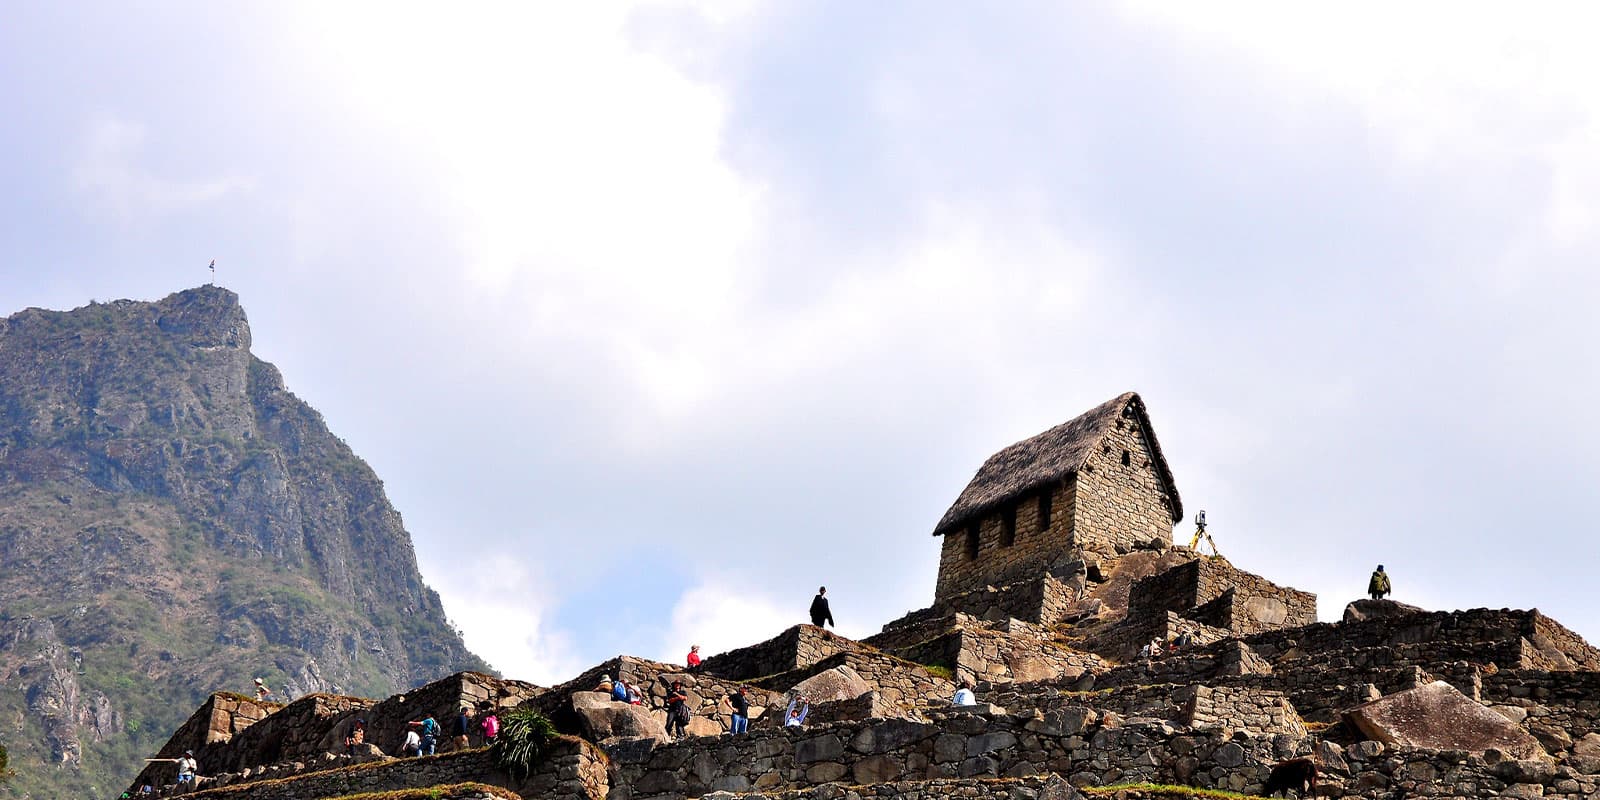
931 391 1182 604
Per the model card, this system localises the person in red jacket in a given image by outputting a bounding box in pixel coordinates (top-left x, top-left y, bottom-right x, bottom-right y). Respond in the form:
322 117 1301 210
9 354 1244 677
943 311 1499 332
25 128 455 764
686 644 702 671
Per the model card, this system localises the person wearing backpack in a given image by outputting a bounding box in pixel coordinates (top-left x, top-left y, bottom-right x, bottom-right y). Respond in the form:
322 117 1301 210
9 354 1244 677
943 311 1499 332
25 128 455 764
409 716 440 755
666 680 691 739
480 710 500 744
612 678 630 702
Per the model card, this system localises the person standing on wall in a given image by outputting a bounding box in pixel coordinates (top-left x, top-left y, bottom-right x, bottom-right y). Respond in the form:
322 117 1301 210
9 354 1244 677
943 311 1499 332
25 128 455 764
1368 565 1392 600
809 586 834 628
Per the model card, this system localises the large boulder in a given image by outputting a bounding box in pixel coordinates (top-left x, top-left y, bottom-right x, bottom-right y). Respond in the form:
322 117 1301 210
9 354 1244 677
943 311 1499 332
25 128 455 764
790 665 872 703
571 692 669 742
1342 598 1426 623
1344 681 1547 760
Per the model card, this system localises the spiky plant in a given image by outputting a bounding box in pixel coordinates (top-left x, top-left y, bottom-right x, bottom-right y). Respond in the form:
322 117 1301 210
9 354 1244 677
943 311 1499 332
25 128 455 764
490 707 558 778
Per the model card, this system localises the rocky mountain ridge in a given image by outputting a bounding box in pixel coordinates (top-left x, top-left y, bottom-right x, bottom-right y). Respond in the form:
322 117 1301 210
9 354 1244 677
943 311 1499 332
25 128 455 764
0 286 488 798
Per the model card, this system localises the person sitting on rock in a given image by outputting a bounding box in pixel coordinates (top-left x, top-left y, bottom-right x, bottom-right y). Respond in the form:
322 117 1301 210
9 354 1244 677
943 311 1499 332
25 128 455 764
1175 631 1193 648
595 673 615 694
686 644 702 671
1368 564 1391 600
666 681 691 738
612 678 632 703
344 719 366 753
784 696 810 727
952 682 976 706
625 680 644 705
1139 642 1151 658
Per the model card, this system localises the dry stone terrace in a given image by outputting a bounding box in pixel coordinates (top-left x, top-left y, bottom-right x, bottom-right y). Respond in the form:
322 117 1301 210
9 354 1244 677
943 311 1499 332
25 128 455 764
124 393 1600 799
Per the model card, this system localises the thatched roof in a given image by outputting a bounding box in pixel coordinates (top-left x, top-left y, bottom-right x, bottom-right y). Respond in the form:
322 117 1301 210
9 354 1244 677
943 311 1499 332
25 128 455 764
931 392 1182 536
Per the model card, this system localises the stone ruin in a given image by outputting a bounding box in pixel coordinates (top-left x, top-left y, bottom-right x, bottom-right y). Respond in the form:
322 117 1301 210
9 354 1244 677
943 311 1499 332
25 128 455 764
125 392 1600 800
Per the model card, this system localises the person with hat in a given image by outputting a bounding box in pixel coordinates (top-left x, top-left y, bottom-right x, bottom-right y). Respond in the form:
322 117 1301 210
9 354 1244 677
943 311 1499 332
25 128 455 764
176 751 198 785
1368 565 1392 600
253 677 272 702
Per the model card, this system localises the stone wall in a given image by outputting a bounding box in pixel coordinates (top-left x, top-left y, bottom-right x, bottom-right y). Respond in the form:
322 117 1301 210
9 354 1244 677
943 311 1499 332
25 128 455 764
705 773 1075 799
934 481 1070 602
1482 669 1600 756
1071 409 1177 558
866 612 1106 688
984 682 1304 737
130 672 542 794
755 650 955 712
700 626 862 682
1239 609 1600 671
134 738 606 800
1127 558 1315 637
532 655 786 738
929 575 1080 626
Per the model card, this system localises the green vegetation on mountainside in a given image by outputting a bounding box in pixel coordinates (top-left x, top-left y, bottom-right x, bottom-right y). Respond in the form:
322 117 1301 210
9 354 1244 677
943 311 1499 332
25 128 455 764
0 288 490 799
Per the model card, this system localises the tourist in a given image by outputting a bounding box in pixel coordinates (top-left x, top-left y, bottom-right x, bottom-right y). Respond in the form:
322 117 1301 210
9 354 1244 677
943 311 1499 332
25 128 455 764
451 706 473 750
253 677 271 702
176 751 198 786
1148 637 1163 659
686 644 702 671
612 677 631 703
409 715 440 755
1175 631 1193 649
810 587 835 628
625 680 644 705
784 696 810 727
1138 642 1151 658
953 682 976 706
666 680 691 739
1368 565 1391 600
721 686 750 734
480 708 500 744
595 673 614 694
344 719 366 753
401 727 421 757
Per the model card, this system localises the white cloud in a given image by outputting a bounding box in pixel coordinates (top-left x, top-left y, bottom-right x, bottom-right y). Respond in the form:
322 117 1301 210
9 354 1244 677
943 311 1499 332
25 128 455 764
655 582 803 665
430 559 581 686
72 117 251 224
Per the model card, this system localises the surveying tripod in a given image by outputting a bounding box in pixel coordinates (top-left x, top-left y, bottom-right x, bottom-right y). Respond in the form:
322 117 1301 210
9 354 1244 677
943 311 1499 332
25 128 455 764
1187 510 1222 557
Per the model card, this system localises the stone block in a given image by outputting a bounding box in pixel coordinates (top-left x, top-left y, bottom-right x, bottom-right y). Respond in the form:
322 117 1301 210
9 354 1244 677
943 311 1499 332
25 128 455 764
1344 681 1547 760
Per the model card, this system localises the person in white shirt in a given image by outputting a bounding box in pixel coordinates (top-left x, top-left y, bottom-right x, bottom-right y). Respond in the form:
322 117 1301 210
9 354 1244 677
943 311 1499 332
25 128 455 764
402 728 422 757
953 682 976 706
176 751 198 784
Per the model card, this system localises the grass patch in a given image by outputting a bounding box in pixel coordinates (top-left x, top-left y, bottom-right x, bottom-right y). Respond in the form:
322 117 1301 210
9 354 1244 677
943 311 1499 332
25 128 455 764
922 664 955 681
319 782 519 800
1086 782 1258 799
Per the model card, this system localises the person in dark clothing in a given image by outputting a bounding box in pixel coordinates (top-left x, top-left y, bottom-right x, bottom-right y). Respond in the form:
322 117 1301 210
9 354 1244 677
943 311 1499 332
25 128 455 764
722 686 751 734
809 586 834 628
1368 565 1392 600
666 680 690 739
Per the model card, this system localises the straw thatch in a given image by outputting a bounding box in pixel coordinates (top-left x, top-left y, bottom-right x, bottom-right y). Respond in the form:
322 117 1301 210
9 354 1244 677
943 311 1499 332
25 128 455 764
931 392 1182 536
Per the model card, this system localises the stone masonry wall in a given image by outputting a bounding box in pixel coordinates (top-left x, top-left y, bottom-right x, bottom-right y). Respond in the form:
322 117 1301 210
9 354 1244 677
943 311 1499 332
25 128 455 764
931 575 1080 626
1071 409 1177 558
605 708 1599 800
755 650 955 712
1238 609 1597 671
700 626 862 682
1127 559 1315 636
131 673 542 793
935 482 1069 602
707 773 1076 799
137 738 606 800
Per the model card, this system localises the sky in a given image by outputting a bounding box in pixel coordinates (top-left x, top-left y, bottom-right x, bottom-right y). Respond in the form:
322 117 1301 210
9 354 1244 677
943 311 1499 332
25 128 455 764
2 2 1597 686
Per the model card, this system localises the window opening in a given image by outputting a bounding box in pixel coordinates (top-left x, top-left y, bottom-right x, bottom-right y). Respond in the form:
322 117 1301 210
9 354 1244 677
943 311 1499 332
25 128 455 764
1001 506 1016 547
1121 450 1131 467
965 523 980 560
1038 492 1052 531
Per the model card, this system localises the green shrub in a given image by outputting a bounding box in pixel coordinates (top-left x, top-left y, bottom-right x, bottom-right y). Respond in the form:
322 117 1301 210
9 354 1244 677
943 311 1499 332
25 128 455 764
1 743 13 780
490 707 557 778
